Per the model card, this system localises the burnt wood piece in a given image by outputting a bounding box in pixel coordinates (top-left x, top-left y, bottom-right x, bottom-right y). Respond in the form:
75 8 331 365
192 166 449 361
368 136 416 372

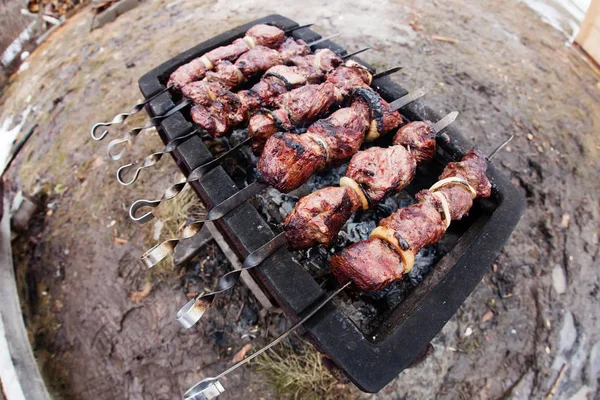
138 14 525 393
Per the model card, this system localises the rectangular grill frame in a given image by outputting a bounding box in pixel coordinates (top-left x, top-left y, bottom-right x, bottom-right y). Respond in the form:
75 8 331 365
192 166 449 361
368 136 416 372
138 14 525 393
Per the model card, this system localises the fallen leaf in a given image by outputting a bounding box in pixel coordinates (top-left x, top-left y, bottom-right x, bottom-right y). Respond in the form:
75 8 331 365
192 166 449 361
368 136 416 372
482 311 494 323
129 282 152 304
114 237 128 244
231 344 252 363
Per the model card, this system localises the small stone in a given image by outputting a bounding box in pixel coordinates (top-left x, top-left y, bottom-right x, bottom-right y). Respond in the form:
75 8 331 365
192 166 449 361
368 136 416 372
505 146 512 152
153 220 164 241
464 327 473 337
561 213 570 228
558 312 577 355
107 220 116 228
527 133 534 140
64 249 70 255
552 265 567 294
545 346 551 354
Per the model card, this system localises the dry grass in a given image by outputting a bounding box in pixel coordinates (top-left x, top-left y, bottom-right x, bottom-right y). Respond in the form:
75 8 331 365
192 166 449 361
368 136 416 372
255 344 358 400
143 180 205 282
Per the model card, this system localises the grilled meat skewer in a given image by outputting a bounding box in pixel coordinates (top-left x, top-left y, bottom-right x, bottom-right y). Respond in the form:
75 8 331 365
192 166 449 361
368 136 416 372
168 24 287 90
90 23 288 141
188 50 357 137
330 150 491 292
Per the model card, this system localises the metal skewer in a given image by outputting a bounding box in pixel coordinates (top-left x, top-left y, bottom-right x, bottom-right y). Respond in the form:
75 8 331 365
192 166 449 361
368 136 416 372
90 85 174 141
104 34 342 161
115 48 372 186
284 23 314 33
175 108 455 328
182 281 351 400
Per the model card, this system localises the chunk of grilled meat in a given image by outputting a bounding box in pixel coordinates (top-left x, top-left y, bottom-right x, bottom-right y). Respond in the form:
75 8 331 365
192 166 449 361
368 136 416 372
346 145 416 204
330 150 491 292
330 238 404 290
257 99 371 193
284 186 362 249
257 132 327 193
289 48 344 72
392 121 436 163
168 24 285 89
248 82 339 152
248 63 372 153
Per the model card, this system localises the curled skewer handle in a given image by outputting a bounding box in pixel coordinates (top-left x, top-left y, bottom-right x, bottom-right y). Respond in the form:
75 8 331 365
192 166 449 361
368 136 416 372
116 129 201 185
106 99 192 160
90 85 173 141
176 232 289 328
129 179 188 223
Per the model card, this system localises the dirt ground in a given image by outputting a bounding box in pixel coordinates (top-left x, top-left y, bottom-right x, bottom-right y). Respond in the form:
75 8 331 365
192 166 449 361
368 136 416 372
1 0 600 399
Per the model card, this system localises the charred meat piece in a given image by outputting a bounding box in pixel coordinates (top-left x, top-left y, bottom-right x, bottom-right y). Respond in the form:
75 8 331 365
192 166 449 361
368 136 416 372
284 186 362 249
180 81 227 107
289 48 343 72
352 88 405 141
248 110 291 154
326 62 372 96
190 91 245 137
264 64 324 87
346 145 417 204
330 238 404 291
392 121 437 164
235 46 283 79
167 24 284 89
439 149 491 199
379 191 447 251
257 132 326 193
279 82 338 126
306 99 370 165
204 61 243 90
278 37 311 61
246 24 286 48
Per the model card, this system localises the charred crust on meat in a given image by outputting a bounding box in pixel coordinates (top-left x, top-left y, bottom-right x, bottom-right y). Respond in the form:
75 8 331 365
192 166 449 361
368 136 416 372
263 72 294 91
395 233 410 251
358 183 373 208
351 87 384 132
258 108 288 132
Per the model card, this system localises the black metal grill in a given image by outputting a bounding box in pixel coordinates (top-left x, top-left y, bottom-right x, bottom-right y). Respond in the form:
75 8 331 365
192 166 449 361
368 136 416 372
137 14 525 393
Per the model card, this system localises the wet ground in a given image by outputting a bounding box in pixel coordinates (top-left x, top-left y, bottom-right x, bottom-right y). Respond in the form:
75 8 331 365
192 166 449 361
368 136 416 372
1 0 600 399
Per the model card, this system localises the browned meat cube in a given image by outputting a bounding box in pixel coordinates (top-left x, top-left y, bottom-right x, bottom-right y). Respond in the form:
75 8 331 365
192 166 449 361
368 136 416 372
284 186 362 249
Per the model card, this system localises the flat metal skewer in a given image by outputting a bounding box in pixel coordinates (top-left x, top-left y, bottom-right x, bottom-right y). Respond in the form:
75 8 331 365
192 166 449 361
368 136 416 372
183 281 351 400
90 84 174 141
284 23 313 33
